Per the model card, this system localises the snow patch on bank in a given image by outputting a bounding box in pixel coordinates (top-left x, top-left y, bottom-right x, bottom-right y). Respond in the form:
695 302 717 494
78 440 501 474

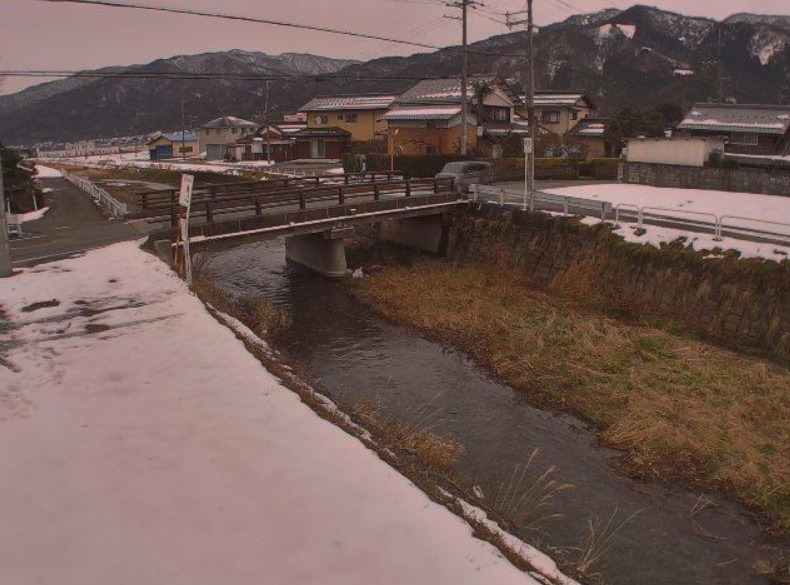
34 165 63 178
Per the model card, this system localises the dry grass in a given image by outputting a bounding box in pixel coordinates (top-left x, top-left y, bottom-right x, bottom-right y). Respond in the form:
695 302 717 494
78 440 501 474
350 259 790 532
575 508 642 579
492 448 574 535
350 398 465 474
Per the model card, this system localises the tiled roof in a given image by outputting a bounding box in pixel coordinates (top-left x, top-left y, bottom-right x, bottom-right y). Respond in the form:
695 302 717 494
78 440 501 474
677 104 790 135
201 116 258 129
293 127 351 138
567 119 609 137
519 91 590 108
299 95 397 111
397 76 500 104
382 107 463 121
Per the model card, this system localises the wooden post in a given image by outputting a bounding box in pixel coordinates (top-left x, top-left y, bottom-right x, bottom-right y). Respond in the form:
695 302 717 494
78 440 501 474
374 184 380 201
205 201 213 223
338 186 345 205
254 196 262 216
300 193 306 210
405 180 411 198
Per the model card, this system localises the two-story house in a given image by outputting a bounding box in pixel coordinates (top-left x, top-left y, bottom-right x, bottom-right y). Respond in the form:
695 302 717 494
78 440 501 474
198 116 259 160
382 76 524 156
292 95 397 159
522 91 594 136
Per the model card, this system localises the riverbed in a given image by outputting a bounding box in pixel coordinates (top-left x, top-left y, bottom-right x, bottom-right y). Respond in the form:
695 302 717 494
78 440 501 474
205 238 773 585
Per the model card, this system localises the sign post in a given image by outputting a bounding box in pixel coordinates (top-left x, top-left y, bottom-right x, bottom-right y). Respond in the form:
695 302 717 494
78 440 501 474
174 174 194 284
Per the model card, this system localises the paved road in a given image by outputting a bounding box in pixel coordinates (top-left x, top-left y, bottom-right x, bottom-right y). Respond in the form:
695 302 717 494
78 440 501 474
9 177 147 266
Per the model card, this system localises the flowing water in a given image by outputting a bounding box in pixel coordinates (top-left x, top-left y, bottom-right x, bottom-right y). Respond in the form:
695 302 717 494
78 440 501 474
206 239 775 585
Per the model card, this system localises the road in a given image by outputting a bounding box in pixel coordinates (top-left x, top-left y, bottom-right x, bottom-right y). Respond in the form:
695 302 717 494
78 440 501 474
9 177 148 266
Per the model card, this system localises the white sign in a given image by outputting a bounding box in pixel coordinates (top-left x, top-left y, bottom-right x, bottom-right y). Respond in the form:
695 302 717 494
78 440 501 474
523 138 533 155
179 174 194 208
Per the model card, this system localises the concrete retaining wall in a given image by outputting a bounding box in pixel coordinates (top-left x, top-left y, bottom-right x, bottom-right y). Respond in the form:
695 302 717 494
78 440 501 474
619 161 790 196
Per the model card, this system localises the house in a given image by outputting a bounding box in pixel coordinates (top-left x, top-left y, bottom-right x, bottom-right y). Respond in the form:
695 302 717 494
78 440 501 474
292 127 352 160
198 116 259 160
564 118 615 158
382 76 519 155
298 95 397 145
147 132 199 160
381 107 478 156
521 91 595 136
235 125 296 162
675 104 790 155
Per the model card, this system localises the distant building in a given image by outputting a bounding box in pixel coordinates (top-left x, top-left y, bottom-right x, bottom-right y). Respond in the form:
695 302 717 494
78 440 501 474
675 104 790 156
147 132 199 160
521 91 595 137
235 125 296 162
198 116 259 160
292 127 352 160
381 107 478 156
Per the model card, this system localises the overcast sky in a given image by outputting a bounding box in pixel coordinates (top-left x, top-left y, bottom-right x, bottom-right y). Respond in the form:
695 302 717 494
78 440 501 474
1 0 788 95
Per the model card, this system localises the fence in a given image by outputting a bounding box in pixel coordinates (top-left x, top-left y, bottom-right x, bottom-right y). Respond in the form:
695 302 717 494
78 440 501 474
473 184 790 247
472 185 612 221
63 172 128 218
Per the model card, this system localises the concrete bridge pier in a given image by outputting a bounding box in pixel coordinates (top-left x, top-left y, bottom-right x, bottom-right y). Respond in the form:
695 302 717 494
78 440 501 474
285 229 351 279
376 215 452 256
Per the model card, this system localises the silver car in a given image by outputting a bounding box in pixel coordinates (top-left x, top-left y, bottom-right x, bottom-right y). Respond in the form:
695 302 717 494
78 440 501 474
436 161 494 193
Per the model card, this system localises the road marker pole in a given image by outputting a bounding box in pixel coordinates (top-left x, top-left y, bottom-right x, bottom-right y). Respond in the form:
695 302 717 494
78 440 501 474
175 174 194 284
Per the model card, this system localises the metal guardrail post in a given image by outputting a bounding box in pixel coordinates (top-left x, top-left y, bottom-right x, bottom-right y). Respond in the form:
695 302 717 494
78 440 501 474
563 198 569 217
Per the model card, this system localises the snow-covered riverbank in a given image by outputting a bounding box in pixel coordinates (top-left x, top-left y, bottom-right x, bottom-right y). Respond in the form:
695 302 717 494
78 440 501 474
0 242 571 585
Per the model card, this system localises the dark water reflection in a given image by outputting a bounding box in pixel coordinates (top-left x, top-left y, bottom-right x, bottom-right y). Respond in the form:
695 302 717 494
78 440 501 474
206 239 770 585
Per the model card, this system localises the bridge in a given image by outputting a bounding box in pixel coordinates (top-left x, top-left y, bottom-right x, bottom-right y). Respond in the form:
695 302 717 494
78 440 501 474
139 174 466 277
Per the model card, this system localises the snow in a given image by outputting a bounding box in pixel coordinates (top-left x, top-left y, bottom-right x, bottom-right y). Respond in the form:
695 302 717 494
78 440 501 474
596 23 636 39
673 69 695 76
19 206 50 223
34 165 63 178
0 242 561 585
546 184 790 260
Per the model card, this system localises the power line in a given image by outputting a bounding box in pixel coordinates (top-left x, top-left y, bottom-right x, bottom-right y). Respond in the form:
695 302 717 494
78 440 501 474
28 0 652 92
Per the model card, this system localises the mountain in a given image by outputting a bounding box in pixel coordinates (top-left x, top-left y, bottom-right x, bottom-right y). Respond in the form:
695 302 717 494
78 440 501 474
2 5 788 145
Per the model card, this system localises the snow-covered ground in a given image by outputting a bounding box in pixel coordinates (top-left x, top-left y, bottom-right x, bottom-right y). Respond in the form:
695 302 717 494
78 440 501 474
0 242 570 585
547 184 790 261
19 206 50 223
34 164 63 178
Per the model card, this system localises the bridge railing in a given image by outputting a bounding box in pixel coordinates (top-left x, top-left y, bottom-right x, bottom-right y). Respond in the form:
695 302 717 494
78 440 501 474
137 172 405 211
140 177 454 226
473 185 790 247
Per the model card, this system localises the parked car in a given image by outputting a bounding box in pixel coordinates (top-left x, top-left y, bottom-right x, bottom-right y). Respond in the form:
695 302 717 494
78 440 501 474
435 161 494 193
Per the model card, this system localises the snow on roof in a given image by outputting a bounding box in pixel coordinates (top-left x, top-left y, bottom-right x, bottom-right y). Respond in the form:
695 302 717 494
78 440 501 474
201 116 258 129
382 107 462 121
300 95 397 111
162 132 198 142
567 118 609 137
519 92 590 108
677 104 790 135
397 76 500 104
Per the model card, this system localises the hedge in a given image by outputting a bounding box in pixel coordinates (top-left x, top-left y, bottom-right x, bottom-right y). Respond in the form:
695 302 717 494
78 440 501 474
343 153 622 181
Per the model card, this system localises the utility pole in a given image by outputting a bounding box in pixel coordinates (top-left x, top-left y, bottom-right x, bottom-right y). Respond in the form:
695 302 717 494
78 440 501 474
264 80 272 165
447 0 477 155
181 99 187 160
507 0 536 199
0 149 12 277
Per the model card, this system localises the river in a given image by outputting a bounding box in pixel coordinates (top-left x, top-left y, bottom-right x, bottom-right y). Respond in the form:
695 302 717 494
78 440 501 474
206 238 772 585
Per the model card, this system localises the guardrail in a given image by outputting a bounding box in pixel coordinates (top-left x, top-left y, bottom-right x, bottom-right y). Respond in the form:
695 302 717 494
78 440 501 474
474 184 790 247
472 185 611 221
63 171 128 218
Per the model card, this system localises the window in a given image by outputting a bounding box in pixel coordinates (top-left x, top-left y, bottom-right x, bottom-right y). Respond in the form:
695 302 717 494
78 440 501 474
231 128 238 134
542 111 561 124
337 114 345 121
315 115 328 125
344 113 358 123
571 111 578 121
730 132 759 146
